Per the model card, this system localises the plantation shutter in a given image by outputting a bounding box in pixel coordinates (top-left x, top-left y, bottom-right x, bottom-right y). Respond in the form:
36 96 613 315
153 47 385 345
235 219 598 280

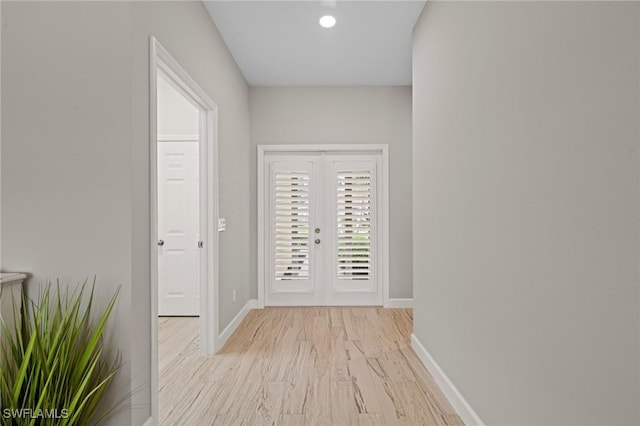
273 171 311 281
336 170 372 280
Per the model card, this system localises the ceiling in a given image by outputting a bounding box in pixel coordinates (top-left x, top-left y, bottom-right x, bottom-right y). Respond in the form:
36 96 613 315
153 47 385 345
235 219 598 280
203 1 426 86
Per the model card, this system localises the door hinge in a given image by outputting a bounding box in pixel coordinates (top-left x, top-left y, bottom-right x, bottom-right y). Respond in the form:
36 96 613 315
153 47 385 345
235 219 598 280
198 241 204 249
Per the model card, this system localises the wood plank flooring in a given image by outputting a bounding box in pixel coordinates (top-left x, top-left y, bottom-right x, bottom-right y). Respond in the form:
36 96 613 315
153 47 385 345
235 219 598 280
159 308 463 426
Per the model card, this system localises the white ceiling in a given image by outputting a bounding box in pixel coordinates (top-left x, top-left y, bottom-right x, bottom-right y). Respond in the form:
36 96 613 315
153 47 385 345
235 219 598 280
203 1 425 86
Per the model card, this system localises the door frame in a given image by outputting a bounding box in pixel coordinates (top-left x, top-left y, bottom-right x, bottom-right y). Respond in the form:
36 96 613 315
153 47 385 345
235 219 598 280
257 144 390 308
150 37 220 420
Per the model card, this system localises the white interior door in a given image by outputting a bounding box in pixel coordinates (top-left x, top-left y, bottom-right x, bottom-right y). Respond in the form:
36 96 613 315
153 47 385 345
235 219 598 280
158 140 200 316
264 151 382 306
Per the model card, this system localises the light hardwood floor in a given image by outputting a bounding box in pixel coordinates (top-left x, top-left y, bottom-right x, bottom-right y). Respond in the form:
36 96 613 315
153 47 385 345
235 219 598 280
159 308 463 426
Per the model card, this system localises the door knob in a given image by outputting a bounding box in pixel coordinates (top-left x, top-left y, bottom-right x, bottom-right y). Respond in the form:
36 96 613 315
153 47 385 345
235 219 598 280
315 238 321 244
157 240 165 246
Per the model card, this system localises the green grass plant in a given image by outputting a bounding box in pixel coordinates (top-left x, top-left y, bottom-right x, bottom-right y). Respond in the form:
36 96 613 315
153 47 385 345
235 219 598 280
0 281 121 426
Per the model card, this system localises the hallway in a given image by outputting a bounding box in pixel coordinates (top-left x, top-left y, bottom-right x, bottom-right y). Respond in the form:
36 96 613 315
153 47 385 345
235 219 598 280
159 308 463 425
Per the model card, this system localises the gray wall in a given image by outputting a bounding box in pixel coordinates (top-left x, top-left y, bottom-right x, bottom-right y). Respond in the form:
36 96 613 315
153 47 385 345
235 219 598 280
250 86 413 299
2 1 252 424
2 3 135 423
412 2 639 425
0 2 3 271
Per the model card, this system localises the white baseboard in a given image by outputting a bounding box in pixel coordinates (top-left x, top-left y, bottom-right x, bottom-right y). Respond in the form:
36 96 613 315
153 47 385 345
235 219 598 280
217 299 258 349
411 334 484 426
142 416 154 426
386 298 413 308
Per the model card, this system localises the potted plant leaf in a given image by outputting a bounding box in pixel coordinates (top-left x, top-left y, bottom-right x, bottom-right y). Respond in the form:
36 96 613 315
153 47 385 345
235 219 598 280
0 280 121 426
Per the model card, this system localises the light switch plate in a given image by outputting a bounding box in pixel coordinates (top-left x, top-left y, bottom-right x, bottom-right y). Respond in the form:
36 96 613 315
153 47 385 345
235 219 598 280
218 218 226 232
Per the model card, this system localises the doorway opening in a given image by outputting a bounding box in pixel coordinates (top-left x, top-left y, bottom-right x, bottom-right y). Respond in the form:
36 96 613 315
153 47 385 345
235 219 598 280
258 145 390 307
150 37 219 421
157 73 201 317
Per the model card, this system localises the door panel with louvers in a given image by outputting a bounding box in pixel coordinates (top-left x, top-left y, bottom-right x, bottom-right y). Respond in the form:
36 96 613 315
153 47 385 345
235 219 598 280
326 158 378 303
267 157 320 305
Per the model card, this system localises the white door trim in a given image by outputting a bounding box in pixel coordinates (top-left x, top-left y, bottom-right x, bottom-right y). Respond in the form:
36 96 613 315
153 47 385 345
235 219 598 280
257 144 390 308
150 37 220 422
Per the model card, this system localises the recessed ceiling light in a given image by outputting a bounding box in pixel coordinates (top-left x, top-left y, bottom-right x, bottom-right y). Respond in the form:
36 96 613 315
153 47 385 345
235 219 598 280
319 15 336 28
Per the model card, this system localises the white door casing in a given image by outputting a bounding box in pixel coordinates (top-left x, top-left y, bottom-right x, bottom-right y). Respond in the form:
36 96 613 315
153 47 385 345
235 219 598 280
150 37 220 422
259 146 388 307
158 139 200 316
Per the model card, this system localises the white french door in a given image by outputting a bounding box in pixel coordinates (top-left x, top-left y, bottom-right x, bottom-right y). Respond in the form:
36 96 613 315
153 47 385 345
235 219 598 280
158 139 200 316
263 151 382 306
